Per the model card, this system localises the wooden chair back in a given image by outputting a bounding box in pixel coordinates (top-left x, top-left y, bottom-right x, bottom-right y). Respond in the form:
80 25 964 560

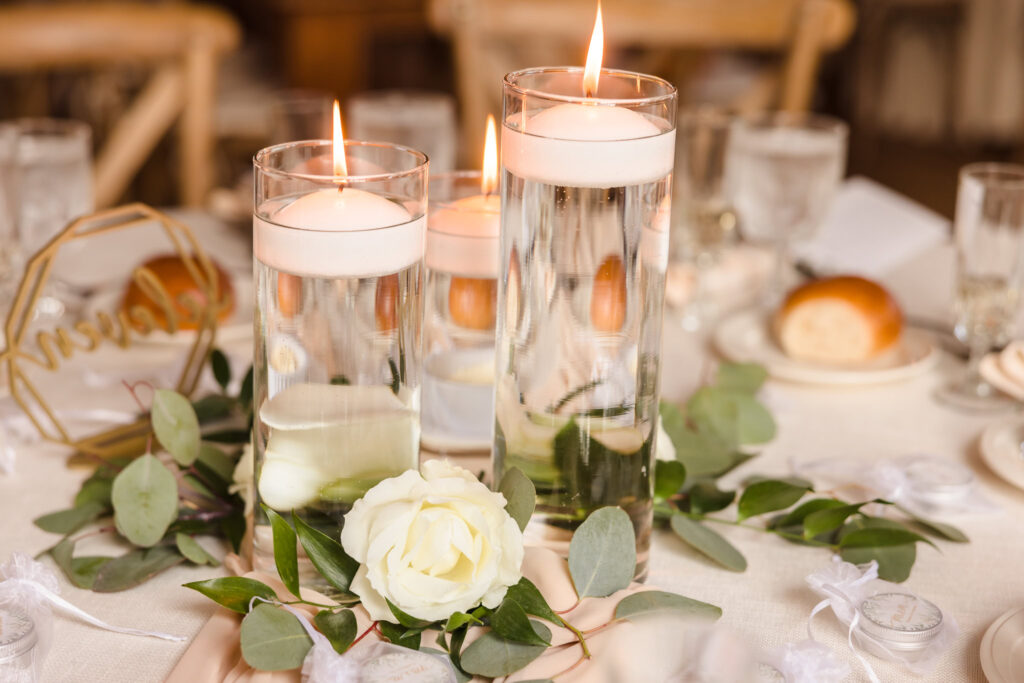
0 3 241 207
429 0 856 158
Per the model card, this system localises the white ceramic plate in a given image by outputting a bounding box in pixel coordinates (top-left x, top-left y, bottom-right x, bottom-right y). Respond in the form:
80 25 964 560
83 277 253 347
979 419 1024 492
981 606 1024 682
713 309 939 386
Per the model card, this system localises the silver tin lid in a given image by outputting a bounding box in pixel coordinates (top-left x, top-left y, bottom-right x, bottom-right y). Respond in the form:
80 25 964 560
900 455 974 502
0 607 37 663
858 592 943 651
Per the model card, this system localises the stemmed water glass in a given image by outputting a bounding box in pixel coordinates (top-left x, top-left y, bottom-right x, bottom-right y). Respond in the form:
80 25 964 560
939 163 1024 411
671 106 737 330
725 111 848 306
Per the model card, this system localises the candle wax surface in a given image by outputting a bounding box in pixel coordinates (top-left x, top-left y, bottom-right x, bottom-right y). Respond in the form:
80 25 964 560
430 194 500 236
525 102 662 141
275 187 411 230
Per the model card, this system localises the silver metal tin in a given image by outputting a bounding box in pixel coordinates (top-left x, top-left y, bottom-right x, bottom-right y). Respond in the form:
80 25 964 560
858 592 943 652
0 606 37 668
900 455 974 505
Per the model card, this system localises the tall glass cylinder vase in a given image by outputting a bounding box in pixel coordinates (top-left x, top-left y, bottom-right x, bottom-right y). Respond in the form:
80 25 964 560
252 141 428 583
494 68 676 578
422 171 499 454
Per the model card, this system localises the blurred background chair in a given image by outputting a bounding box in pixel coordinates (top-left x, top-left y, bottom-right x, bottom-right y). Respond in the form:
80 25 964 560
0 3 240 208
429 0 856 161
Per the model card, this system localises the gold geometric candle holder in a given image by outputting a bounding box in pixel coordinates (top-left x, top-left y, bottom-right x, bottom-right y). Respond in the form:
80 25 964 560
1 203 229 463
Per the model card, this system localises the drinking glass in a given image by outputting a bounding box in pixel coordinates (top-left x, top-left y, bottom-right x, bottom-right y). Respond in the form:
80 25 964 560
421 171 500 454
671 106 737 329
268 90 334 143
940 163 1024 411
726 112 847 306
252 140 428 586
347 91 456 174
0 125 18 299
15 119 93 255
495 67 676 579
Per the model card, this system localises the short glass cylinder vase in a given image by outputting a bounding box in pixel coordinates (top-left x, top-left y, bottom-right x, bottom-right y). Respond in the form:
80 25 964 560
252 140 428 581
494 67 676 579
421 171 500 454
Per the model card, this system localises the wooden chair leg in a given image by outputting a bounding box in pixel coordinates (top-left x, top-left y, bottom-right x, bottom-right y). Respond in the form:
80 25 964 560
94 64 184 208
780 0 830 112
180 44 216 208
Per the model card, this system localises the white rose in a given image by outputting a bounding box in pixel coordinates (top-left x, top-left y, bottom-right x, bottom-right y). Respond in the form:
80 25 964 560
341 460 524 623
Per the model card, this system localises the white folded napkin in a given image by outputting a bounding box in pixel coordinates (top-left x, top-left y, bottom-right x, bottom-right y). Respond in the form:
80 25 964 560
980 340 1024 401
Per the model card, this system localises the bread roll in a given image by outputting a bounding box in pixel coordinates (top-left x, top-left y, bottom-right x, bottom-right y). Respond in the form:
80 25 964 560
774 276 903 363
121 254 235 331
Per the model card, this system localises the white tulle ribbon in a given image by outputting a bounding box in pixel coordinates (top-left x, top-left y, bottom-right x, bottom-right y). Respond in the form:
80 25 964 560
768 639 850 683
0 552 185 642
806 558 881 683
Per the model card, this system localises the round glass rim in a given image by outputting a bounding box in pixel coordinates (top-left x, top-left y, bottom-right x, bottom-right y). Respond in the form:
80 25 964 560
731 110 849 138
254 139 429 183
429 170 499 214
959 162 1024 190
503 66 677 106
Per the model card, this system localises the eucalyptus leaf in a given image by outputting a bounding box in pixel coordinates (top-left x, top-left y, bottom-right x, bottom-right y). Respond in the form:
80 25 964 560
659 402 735 477
241 603 313 671
74 476 113 509
654 460 686 500
191 395 236 423
445 612 482 632
378 621 423 650
239 366 254 410
183 576 278 613
151 388 201 466
222 511 247 554
92 546 184 592
293 515 359 593
111 454 179 547
387 600 435 630
614 590 722 621
175 533 219 566
265 508 300 598
687 387 776 447
498 467 535 532
715 362 768 393
490 600 551 646
49 538 112 589
568 507 636 598
314 609 357 655
459 621 551 677
771 498 846 529
211 349 231 391
736 479 811 521
34 501 107 535
803 503 865 540
898 507 969 543
686 481 735 515
838 527 933 550
504 577 559 624
669 514 747 572
840 543 917 582
196 444 236 483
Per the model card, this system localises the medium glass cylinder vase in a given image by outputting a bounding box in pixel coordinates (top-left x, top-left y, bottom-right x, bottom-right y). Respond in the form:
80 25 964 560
421 171 500 455
252 140 428 581
493 67 676 578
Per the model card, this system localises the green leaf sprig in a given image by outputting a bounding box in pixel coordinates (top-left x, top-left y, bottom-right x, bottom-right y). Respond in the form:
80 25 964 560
34 350 253 591
183 468 720 676
655 362 967 583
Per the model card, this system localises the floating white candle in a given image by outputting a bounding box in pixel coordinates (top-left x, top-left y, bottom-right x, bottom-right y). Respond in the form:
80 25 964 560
426 116 501 278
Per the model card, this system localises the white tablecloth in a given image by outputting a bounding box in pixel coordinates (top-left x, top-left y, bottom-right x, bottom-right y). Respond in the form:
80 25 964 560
0 199 1017 683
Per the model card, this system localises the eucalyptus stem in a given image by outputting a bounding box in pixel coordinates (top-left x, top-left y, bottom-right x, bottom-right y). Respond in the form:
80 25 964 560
689 513 838 549
556 615 590 659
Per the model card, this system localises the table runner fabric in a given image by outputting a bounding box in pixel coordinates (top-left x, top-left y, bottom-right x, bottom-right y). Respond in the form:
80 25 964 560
0 197 1016 682
167 548 703 683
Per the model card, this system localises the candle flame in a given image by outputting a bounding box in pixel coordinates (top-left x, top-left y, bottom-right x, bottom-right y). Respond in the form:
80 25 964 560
332 99 348 178
583 1 603 98
482 114 498 195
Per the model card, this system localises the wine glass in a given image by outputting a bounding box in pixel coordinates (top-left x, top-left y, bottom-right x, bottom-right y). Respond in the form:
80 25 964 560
726 111 847 306
671 105 737 330
939 163 1024 411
